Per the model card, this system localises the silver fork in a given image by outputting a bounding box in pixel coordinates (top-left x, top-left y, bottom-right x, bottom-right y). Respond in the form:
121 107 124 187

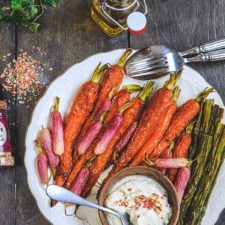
125 48 225 80
125 37 225 79
46 185 131 225
180 37 225 56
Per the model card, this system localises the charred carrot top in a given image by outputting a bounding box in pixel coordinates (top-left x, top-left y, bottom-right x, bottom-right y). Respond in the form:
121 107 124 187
164 72 181 89
82 82 155 197
53 96 59 111
117 48 133 67
73 50 132 161
172 86 181 101
195 87 214 102
108 73 181 175
168 123 193 182
64 89 131 190
123 84 143 93
149 87 214 160
52 64 106 207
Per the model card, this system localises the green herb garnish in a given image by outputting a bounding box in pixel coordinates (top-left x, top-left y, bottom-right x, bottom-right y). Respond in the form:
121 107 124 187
0 0 57 32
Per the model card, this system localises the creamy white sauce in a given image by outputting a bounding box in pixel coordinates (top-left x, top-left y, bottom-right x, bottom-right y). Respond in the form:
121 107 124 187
105 175 172 225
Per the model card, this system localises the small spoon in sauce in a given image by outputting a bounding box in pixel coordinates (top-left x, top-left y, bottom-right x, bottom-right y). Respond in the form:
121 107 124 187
46 185 131 225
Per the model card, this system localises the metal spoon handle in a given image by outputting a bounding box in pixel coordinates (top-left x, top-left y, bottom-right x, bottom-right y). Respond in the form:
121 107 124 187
184 49 225 63
46 185 119 217
180 37 225 56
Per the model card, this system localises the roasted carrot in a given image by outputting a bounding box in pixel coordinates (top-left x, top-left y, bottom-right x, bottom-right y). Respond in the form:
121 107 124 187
160 146 173 158
107 72 181 175
82 82 155 197
64 89 131 189
51 63 106 207
92 98 112 123
65 103 130 190
103 89 130 125
168 125 192 182
73 49 132 161
149 88 213 160
73 88 131 162
91 84 141 125
130 86 180 166
131 104 176 166
65 148 93 189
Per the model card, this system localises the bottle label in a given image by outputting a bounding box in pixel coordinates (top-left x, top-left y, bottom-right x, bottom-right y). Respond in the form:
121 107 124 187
0 109 11 153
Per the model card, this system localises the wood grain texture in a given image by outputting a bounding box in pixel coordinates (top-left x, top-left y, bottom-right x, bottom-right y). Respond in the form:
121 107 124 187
0 22 16 225
16 211 49 225
0 211 15 225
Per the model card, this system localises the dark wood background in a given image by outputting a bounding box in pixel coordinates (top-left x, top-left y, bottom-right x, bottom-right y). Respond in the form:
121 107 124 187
0 0 225 224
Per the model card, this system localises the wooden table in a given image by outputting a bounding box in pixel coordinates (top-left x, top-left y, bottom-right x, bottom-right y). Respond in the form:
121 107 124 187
0 0 225 224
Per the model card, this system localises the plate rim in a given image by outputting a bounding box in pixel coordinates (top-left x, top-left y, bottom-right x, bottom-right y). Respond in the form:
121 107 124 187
24 48 225 225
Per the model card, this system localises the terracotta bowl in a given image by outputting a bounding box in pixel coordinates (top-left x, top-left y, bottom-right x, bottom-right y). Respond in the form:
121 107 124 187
98 166 180 225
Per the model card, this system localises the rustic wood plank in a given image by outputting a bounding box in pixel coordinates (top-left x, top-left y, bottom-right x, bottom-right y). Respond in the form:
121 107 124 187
0 211 15 225
15 0 128 223
130 0 225 102
0 21 16 225
16 211 49 225
215 208 225 225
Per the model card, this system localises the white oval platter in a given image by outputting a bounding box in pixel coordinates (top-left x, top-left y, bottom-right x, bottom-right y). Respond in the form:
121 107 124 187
25 49 225 225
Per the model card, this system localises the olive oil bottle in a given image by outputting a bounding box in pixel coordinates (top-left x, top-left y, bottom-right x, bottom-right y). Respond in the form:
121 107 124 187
91 0 140 37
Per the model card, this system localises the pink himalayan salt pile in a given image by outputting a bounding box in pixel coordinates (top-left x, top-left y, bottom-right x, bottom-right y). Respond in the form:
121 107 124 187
0 49 52 104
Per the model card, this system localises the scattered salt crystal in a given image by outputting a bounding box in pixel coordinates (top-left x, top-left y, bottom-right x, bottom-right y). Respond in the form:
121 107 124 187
0 48 52 104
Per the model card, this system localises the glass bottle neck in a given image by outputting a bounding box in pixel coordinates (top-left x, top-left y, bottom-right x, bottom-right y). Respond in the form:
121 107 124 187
106 0 135 8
